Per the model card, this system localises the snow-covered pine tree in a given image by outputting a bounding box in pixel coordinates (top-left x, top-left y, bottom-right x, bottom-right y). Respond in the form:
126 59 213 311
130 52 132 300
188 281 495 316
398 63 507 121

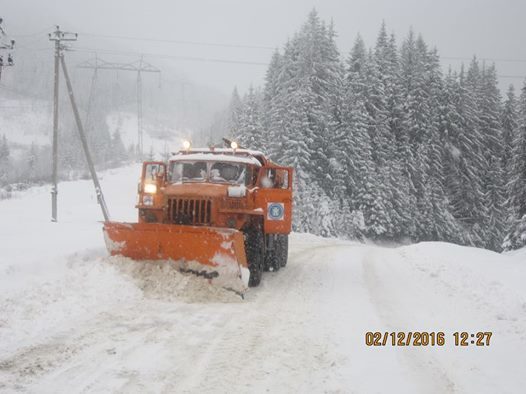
226 87 243 138
261 50 283 154
504 80 526 250
384 30 416 239
440 70 471 243
399 31 436 240
446 63 487 246
423 48 462 243
478 64 506 250
364 47 395 238
342 35 385 239
501 85 518 176
372 23 422 240
262 9 345 236
236 86 264 151
294 9 343 197
110 129 128 166
0 135 11 185
323 19 347 208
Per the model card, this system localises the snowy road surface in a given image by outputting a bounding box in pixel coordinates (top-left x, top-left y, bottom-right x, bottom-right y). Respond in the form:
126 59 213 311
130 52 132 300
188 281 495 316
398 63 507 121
1 165 525 393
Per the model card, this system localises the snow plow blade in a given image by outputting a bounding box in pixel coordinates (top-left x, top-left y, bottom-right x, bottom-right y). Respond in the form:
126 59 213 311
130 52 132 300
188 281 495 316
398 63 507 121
103 222 249 295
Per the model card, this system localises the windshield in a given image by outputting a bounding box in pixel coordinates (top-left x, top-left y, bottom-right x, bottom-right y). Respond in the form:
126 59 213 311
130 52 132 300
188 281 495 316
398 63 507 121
169 161 250 185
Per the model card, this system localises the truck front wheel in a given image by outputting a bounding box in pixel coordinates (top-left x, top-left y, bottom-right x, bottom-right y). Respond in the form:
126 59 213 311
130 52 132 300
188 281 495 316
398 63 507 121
246 228 264 287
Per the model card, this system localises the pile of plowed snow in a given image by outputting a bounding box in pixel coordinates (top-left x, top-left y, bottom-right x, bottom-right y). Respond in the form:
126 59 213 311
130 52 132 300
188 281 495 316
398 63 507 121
106 256 243 303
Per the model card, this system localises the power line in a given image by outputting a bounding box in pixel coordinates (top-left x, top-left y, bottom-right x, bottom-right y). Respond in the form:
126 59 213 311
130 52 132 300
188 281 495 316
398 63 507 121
77 32 526 65
15 44 270 66
11 26 55 39
8 28 526 66
78 32 276 51
498 75 526 79
442 55 526 64
9 38 526 78
71 46 270 66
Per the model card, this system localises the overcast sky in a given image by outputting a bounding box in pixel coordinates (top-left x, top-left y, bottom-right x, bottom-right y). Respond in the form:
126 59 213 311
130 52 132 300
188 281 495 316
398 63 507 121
4 0 526 94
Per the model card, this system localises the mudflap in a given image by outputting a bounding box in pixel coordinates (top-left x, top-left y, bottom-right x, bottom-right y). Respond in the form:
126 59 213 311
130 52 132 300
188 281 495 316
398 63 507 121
103 222 249 295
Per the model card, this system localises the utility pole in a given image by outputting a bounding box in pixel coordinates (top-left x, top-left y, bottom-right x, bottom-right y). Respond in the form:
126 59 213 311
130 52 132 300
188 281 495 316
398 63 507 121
77 57 160 161
0 17 15 82
48 26 77 222
137 57 144 159
48 27 110 222
60 55 110 221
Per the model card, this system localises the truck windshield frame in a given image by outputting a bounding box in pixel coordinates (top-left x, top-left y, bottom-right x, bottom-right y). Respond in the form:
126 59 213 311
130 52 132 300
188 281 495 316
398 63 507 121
169 160 251 186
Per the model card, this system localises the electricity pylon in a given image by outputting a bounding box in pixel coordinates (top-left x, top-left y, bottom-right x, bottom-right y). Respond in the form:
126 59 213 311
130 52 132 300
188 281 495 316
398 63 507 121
77 57 161 160
0 17 15 82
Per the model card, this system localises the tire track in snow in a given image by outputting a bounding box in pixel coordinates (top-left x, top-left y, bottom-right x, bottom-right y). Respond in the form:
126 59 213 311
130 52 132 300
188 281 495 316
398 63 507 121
361 248 457 393
176 238 341 393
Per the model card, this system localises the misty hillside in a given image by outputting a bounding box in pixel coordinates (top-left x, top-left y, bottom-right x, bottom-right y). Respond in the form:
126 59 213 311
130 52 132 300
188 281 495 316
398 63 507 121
0 28 227 189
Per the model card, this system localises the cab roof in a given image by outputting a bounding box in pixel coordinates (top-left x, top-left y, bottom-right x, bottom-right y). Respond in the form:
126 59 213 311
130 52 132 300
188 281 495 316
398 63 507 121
172 148 267 166
171 152 262 166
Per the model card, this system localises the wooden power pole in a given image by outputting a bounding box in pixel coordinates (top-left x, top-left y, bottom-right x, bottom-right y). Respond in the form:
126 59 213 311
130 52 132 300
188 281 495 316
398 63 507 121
48 26 110 222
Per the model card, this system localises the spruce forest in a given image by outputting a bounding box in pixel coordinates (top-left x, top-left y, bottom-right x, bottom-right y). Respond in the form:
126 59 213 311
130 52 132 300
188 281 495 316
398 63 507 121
223 11 526 251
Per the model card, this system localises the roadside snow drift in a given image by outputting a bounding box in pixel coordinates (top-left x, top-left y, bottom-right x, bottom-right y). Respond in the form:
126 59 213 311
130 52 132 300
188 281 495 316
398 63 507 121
0 165 525 393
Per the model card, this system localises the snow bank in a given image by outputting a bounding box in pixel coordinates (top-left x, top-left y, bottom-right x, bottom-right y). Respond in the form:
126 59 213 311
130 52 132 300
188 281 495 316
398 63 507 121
0 250 141 356
106 256 242 304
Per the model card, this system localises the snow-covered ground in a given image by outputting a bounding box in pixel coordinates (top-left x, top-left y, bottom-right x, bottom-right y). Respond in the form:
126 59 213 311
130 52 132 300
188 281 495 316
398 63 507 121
0 165 525 393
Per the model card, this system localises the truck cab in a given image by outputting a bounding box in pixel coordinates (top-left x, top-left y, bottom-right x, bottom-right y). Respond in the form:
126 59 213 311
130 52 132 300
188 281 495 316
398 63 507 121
136 147 293 286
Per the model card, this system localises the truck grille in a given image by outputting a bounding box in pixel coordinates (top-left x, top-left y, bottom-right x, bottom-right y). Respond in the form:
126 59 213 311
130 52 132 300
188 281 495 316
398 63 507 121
168 198 211 225
225 198 244 209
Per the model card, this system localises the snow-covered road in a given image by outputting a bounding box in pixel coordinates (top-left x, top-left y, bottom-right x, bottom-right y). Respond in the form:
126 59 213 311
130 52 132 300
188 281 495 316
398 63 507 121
1 166 525 393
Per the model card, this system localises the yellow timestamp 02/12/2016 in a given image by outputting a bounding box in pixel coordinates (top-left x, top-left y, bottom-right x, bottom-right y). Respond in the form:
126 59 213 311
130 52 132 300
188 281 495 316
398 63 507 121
365 331 493 347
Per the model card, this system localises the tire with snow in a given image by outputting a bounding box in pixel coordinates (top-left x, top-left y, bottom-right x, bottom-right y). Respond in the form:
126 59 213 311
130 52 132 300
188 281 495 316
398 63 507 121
278 235 289 268
264 235 281 272
271 249 281 272
246 228 264 287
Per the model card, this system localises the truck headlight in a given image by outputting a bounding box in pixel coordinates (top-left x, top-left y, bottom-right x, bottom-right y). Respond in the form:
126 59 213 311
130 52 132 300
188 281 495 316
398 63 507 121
144 183 157 194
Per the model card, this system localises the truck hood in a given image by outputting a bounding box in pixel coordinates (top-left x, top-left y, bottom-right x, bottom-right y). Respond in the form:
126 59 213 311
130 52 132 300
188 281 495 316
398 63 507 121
162 183 231 198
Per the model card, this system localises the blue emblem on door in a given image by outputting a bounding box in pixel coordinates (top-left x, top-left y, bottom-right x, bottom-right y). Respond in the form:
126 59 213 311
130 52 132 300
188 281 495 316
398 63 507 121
267 202 285 220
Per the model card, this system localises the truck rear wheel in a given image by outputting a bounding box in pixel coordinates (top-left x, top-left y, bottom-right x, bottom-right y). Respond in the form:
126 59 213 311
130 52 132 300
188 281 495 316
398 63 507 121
246 229 264 287
264 234 282 272
278 235 289 267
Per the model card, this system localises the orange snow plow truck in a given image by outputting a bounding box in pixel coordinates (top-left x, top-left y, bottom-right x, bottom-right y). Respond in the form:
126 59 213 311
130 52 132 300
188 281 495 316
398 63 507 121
103 142 293 295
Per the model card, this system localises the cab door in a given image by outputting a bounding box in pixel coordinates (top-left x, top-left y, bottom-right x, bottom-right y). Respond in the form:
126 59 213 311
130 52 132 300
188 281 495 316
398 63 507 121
255 166 293 234
137 162 166 217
